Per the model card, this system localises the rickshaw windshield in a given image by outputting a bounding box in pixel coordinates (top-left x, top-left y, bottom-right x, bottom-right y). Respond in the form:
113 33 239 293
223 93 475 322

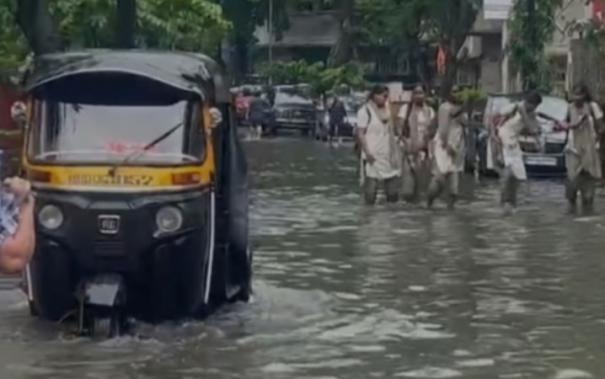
28 100 205 165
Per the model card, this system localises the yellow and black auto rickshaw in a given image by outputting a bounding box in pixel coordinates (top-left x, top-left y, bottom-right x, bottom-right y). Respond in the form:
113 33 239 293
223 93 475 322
18 50 252 336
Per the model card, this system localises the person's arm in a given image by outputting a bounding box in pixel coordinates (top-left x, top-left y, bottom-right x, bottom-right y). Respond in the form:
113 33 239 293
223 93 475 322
536 111 557 123
437 104 450 148
590 102 605 134
425 107 438 141
356 106 375 163
0 195 35 274
396 104 410 140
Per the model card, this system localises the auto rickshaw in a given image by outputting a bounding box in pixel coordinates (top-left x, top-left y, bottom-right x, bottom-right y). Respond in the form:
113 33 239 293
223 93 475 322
17 50 252 336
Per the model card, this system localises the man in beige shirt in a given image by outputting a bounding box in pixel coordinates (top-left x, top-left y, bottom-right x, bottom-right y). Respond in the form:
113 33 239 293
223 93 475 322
397 85 436 202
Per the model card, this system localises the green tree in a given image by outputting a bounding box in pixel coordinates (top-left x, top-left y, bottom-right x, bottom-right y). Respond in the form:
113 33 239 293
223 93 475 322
357 0 431 84
326 0 354 67
260 59 365 96
12 0 231 56
137 0 230 51
0 1 28 76
508 0 563 91
424 0 481 97
220 0 291 79
16 0 63 54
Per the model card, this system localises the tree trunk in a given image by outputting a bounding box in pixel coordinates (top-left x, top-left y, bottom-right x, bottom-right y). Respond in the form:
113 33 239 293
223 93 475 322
434 0 480 98
408 37 430 90
16 0 62 55
327 0 354 67
116 0 137 48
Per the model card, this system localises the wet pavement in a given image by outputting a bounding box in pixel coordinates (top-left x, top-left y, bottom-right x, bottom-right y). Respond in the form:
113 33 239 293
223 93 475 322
2 138 605 379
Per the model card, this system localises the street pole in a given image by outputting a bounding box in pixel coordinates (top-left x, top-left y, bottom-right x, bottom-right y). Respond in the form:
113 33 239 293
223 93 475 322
268 0 274 85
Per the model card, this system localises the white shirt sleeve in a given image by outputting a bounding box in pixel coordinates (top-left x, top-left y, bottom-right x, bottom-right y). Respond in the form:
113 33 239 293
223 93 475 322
428 106 436 122
591 102 604 120
498 103 517 117
357 106 370 130
397 104 409 120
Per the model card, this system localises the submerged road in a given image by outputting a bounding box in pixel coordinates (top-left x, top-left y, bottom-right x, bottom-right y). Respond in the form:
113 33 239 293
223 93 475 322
2 138 605 378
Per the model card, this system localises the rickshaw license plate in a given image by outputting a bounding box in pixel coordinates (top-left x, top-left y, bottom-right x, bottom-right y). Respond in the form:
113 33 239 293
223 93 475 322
98 215 120 235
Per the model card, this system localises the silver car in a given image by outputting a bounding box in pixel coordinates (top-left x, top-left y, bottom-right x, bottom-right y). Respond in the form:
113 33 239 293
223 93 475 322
481 94 568 177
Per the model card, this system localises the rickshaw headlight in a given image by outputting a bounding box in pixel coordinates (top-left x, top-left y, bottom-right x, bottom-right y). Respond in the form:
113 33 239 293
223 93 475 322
38 205 64 230
156 206 183 233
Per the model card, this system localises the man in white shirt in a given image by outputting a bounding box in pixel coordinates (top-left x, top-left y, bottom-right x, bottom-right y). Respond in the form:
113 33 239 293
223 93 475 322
427 89 466 209
494 91 544 210
397 85 436 202
356 85 401 204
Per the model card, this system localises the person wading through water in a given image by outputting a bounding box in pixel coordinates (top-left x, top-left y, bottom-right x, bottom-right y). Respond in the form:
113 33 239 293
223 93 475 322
427 87 466 210
491 91 561 212
397 85 436 203
328 96 347 147
247 92 269 140
557 84 604 213
356 85 402 205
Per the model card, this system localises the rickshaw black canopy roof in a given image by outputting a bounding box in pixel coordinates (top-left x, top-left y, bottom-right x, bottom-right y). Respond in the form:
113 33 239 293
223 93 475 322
24 50 229 104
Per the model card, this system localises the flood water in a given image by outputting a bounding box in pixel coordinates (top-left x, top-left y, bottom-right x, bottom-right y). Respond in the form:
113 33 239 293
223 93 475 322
3 138 605 379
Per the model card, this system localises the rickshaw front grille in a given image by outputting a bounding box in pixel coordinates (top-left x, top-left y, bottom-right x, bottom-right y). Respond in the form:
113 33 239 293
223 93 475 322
93 239 126 256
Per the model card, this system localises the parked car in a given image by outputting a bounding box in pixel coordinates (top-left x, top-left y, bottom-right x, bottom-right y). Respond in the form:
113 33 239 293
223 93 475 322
273 85 319 136
476 94 568 177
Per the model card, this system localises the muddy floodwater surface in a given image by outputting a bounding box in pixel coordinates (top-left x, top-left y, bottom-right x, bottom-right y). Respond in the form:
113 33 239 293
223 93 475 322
2 138 605 379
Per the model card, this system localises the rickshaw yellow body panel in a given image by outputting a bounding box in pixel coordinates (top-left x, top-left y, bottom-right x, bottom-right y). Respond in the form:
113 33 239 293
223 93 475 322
23 163 214 192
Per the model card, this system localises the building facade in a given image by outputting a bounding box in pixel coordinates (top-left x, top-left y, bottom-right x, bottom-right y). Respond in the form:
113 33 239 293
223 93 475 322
254 0 600 93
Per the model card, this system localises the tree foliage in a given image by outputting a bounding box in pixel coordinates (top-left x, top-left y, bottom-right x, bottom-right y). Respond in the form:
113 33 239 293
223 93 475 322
260 59 365 96
2 0 231 73
357 0 428 49
424 0 481 96
508 0 563 91
0 1 28 75
137 0 230 51
356 0 480 94
50 0 231 50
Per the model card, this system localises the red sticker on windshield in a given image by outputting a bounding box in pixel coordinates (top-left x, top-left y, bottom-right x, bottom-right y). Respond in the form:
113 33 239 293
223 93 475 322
106 141 157 154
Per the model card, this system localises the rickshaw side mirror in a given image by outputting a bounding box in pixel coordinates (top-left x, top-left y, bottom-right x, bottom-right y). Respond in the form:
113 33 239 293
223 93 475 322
10 101 27 129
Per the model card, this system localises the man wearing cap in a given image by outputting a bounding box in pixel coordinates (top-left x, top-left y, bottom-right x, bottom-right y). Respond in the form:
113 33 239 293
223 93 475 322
397 85 436 202
0 177 36 274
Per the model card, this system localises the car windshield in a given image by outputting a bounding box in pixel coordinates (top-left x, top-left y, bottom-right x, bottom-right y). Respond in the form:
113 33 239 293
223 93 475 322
537 96 568 121
275 91 313 105
489 95 567 121
489 96 517 115
29 100 204 165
